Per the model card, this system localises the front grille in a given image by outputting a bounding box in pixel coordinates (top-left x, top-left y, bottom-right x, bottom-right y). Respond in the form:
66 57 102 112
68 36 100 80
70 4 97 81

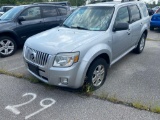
25 47 49 66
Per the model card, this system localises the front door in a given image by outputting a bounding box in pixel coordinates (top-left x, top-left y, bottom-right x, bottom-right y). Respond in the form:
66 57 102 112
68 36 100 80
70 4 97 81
112 6 131 60
15 6 44 44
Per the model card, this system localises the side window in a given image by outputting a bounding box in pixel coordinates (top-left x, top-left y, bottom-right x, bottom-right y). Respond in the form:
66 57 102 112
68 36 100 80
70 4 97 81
20 7 41 21
129 5 141 23
139 3 148 17
58 7 67 16
5 7 12 12
115 7 129 24
42 6 58 18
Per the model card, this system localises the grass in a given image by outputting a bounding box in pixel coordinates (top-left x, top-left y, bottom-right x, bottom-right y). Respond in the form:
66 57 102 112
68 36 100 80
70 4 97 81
146 38 160 41
132 102 150 111
0 69 39 83
151 106 160 113
93 92 160 114
82 84 94 96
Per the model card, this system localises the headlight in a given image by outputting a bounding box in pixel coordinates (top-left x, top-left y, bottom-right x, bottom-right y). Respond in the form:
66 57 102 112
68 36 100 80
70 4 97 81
53 52 79 67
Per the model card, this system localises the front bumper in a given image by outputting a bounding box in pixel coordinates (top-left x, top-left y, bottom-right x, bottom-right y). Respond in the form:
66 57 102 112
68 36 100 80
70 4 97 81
24 55 82 88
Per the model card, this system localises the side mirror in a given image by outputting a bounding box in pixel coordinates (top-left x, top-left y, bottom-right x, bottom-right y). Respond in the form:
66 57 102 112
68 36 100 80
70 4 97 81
18 16 25 22
113 23 129 31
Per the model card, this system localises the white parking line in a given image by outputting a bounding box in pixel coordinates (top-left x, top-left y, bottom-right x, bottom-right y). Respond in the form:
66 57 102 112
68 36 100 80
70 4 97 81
8 65 25 72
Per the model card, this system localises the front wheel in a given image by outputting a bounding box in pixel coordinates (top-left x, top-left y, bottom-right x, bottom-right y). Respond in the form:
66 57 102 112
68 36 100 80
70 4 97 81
86 58 108 90
0 36 17 57
133 33 146 54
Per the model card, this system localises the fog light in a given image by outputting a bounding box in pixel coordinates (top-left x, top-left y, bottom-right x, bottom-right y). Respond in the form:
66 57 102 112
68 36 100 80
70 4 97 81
60 78 68 85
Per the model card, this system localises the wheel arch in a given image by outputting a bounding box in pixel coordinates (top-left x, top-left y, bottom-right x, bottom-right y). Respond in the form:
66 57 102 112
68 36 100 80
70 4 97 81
74 44 112 88
143 29 148 38
0 31 20 46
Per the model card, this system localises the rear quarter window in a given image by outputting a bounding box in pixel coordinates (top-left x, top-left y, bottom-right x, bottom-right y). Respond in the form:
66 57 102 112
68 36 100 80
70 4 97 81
42 6 58 18
139 3 148 17
57 7 67 15
129 5 141 23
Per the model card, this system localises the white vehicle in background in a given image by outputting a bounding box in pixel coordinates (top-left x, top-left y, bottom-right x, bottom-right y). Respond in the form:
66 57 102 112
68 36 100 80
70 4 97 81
152 6 160 13
0 6 15 16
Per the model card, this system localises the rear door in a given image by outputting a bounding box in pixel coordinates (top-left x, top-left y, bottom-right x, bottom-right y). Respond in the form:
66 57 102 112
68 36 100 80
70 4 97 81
42 6 60 30
15 6 44 43
128 5 142 46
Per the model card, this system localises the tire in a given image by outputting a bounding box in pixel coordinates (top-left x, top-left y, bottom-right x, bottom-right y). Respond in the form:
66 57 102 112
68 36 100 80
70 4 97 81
133 33 146 54
0 36 17 57
86 58 108 90
150 26 154 31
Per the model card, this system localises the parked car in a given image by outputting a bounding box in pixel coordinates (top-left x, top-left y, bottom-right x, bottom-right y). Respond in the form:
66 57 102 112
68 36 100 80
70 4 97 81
152 6 160 13
23 1 150 90
150 9 160 30
0 6 15 16
0 4 69 57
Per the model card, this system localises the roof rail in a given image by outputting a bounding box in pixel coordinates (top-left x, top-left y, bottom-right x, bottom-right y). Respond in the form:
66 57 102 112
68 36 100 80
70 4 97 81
86 0 140 4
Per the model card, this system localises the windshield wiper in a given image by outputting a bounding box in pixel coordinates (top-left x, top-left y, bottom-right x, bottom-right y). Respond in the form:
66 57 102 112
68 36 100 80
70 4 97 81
71 26 89 30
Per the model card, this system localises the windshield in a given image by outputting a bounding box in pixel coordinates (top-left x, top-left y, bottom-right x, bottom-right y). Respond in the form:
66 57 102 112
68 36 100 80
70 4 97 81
0 6 24 21
63 6 114 31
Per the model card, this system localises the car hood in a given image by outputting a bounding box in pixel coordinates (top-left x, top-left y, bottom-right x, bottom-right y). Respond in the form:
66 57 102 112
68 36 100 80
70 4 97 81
25 27 104 55
0 21 15 31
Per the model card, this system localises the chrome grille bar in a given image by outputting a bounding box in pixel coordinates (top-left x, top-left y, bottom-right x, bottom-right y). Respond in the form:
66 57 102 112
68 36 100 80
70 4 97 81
25 47 49 66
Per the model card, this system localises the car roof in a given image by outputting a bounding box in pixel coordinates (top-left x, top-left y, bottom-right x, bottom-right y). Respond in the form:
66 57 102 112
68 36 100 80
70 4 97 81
40 1 69 4
86 1 144 7
1 6 16 7
19 4 67 8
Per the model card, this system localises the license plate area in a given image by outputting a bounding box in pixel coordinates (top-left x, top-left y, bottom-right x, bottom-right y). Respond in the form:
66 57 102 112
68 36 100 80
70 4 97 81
28 63 39 76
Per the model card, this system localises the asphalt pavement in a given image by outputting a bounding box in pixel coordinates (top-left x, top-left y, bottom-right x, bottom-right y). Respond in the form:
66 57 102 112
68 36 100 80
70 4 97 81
148 29 160 41
1 74 160 120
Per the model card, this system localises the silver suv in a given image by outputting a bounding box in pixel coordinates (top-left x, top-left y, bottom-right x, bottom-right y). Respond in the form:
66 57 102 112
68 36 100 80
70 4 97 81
23 1 150 90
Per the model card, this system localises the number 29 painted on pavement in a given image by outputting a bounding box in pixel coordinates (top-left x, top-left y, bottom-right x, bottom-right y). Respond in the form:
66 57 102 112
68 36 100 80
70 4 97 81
5 93 56 120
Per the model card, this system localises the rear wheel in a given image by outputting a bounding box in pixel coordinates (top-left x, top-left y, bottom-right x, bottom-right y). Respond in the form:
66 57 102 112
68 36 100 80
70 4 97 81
0 36 17 57
133 33 146 54
86 58 108 90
